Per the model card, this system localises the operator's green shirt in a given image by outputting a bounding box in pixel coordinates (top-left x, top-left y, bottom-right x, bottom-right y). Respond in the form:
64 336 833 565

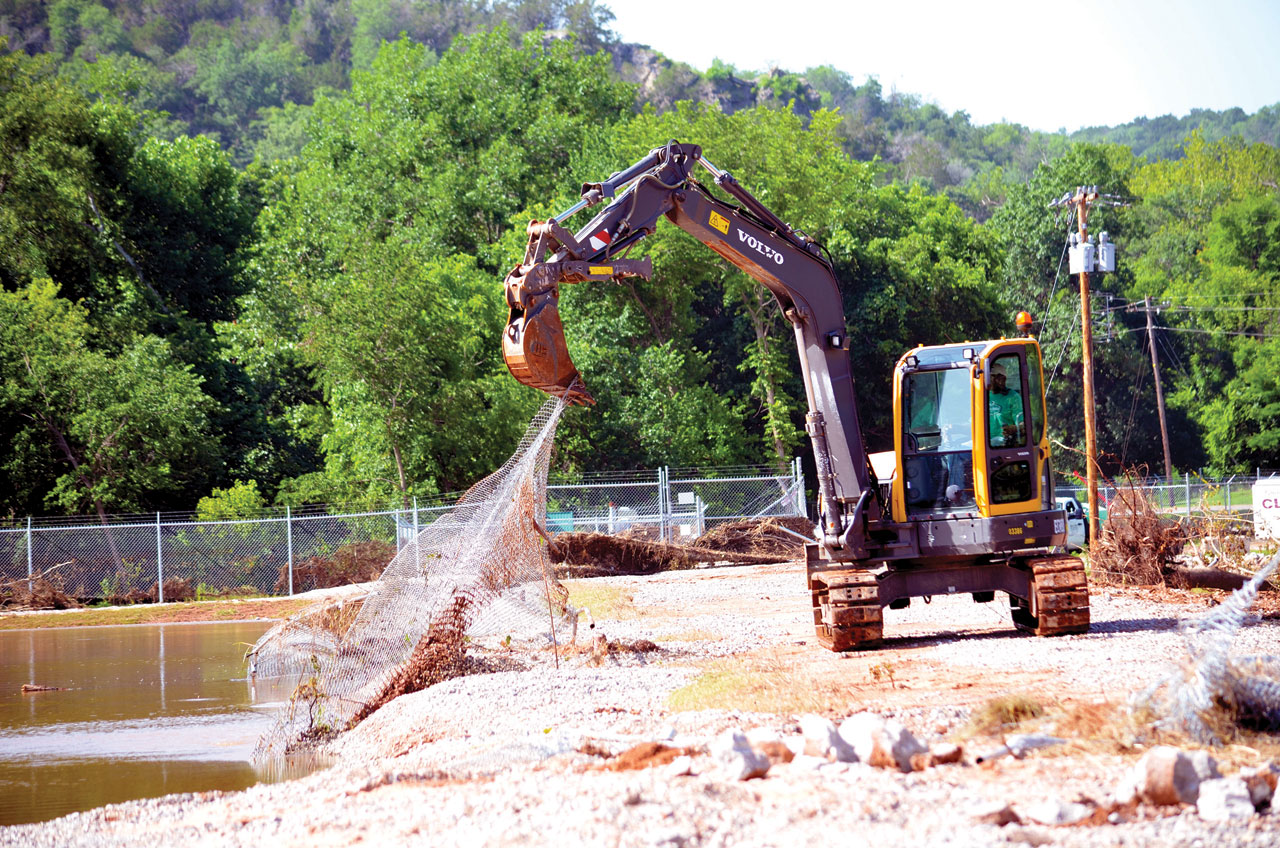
988 388 1023 445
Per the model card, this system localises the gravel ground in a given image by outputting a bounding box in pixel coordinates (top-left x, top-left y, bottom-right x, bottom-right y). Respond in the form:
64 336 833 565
4 561 1278 847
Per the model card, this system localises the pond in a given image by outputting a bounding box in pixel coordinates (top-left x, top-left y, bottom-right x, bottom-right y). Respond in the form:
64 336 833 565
0 620 296 826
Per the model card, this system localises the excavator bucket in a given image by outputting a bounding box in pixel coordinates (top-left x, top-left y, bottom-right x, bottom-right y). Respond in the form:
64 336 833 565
502 296 593 405
501 217 652 405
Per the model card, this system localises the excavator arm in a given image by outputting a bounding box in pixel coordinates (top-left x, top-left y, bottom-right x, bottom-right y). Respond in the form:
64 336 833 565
502 141 878 556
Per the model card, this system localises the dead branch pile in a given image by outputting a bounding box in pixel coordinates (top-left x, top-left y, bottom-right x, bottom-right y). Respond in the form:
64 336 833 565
550 531 791 577
0 566 81 611
692 516 814 557
106 577 196 606
1090 480 1188 586
274 540 395 594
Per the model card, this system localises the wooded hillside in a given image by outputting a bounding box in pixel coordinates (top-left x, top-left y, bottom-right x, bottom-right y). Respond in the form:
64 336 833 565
2 1 1279 518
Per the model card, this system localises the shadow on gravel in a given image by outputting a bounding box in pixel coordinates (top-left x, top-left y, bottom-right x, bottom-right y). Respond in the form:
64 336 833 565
875 614 1181 650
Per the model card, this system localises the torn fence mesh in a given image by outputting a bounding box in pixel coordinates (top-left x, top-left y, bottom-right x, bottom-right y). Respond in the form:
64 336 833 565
251 395 574 760
1136 552 1280 743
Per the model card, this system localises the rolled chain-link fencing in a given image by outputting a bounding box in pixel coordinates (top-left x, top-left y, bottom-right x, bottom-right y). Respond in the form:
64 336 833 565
250 395 574 759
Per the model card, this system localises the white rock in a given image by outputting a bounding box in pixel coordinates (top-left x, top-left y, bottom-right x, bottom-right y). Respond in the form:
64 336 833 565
1196 777 1255 822
1022 798 1092 826
664 755 695 778
1239 762 1279 809
782 735 806 758
798 714 855 762
837 711 925 772
1188 749 1221 782
710 729 770 780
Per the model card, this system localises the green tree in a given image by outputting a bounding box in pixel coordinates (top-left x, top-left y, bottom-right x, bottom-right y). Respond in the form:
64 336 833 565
0 280 215 518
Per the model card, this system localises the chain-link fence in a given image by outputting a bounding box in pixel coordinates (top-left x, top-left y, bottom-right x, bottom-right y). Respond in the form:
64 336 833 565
0 461 805 601
1060 470 1280 521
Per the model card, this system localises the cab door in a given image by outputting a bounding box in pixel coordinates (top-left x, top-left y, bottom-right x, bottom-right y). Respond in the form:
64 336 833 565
974 344 1042 516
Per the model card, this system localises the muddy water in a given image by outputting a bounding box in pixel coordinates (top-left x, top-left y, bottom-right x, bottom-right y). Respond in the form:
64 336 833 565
0 621 286 826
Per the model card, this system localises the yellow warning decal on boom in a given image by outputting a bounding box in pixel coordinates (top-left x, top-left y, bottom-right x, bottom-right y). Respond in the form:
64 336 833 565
588 266 613 276
708 211 730 234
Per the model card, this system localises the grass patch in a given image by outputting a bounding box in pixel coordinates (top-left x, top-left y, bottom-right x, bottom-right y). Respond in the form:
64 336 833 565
0 597 311 630
666 651 866 714
961 693 1046 737
564 582 638 621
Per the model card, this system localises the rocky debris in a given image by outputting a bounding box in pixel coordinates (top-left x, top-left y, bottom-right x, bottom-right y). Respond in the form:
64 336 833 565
838 712 926 773
1021 798 1094 826
743 728 794 766
1115 746 1219 806
1239 761 1278 809
1196 777 1257 821
798 714 855 762
972 800 1022 826
710 729 771 780
911 742 963 770
664 755 695 778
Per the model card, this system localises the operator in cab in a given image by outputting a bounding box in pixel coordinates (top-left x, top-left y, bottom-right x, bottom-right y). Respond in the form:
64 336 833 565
988 362 1023 447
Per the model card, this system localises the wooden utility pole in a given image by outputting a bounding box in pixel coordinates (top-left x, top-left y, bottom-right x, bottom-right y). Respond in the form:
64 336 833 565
1129 296 1175 506
1050 186 1125 540
1073 188 1102 541
1141 296 1174 481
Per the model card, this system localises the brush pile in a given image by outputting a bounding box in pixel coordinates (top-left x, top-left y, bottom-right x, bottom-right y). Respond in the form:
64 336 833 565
0 566 81 610
551 517 813 577
273 540 395 594
1089 479 1188 586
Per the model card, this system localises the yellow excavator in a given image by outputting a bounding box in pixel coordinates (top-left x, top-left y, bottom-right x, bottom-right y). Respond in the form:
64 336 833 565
502 141 1088 651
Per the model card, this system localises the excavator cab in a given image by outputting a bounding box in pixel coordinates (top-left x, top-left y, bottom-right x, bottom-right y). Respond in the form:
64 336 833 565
891 338 1051 525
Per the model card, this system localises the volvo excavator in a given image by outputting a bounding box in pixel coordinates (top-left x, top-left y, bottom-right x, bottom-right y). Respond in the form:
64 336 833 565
501 141 1089 651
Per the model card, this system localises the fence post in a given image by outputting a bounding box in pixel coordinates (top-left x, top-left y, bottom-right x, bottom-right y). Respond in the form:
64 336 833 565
26 516 33 592
156 512 164 604
793 457 805 517
286 506 294 596
660 466 669 542
413 496 419 573
1226 476 1233 513
1185 472 1191 517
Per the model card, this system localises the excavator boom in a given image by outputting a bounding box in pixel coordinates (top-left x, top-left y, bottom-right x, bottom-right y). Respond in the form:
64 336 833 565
502 141 877 553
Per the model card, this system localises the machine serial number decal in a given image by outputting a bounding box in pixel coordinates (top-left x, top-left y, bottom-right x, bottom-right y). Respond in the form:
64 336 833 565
588 266 613 275
1008 527 1023 536
738 231 785 265
709 211 731 234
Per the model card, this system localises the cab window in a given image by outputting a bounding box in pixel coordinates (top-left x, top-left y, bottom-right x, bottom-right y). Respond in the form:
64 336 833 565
986 353 1026 449
903 369 975 511
1027 344 1046 443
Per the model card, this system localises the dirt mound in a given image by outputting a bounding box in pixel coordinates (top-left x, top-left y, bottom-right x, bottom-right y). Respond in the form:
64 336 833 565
693 516 813 557
550 531 791 577
275 540 395 593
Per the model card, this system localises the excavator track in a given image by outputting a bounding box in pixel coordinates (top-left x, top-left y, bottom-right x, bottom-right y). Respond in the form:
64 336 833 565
809 569 882 652
1011 555 1090 636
